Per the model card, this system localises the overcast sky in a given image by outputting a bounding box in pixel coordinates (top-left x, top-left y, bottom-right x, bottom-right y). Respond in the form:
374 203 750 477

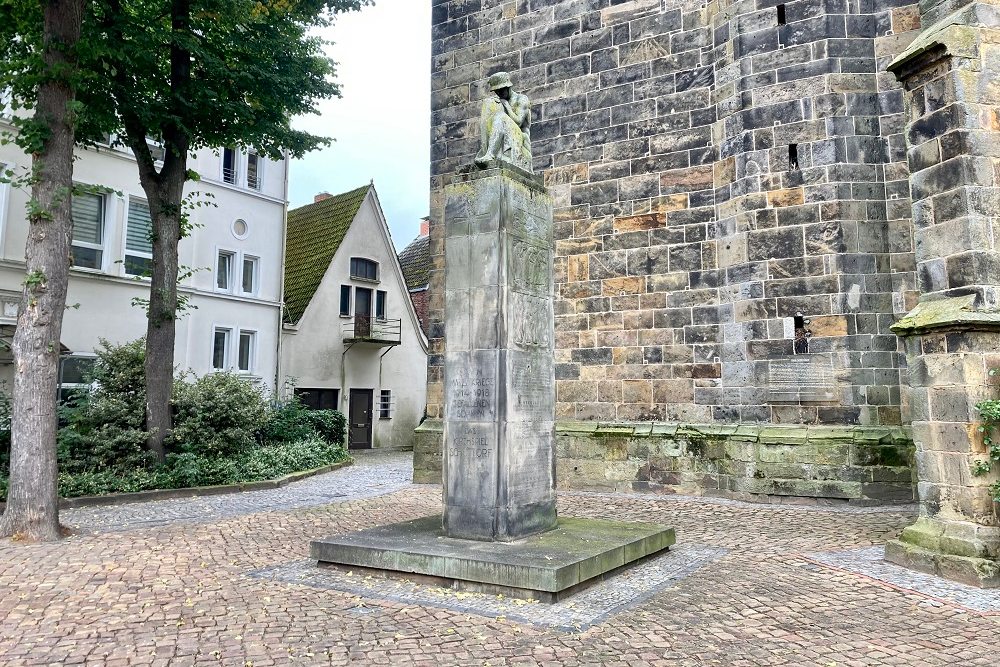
289 0 431 249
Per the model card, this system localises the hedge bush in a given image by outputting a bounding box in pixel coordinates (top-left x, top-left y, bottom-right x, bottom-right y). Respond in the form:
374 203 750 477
49 438 344 498
0 339 349 501
170 371 271 457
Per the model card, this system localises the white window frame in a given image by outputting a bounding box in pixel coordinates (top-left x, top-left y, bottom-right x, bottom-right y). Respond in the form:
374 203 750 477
240 254 260 296
59 354 97 403
379 389 393 420
236 328 258 374
122 193 153 279
245 150 264 191
221 147 240 185
339 284 353 318
0 88 12 119
0 160 11 252
211 326 233 371
215 247 237 292
70 185 113 273
349 256 380 282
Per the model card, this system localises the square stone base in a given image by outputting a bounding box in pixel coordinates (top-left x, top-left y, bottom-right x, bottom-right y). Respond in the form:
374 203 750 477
885 539 1000 588
310 515 676 602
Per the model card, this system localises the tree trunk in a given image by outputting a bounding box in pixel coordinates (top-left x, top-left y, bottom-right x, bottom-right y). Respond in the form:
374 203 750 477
0 0 84 541
141 183 183 461
135 0 192 461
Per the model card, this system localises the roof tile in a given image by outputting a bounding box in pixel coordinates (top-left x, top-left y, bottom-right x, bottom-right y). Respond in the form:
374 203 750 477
283 185 370 324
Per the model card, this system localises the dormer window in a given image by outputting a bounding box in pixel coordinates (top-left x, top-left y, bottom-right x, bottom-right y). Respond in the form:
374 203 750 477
350 257 378 281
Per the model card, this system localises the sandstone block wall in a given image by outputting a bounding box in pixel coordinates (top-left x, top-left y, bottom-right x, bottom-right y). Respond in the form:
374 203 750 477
428 0 925 427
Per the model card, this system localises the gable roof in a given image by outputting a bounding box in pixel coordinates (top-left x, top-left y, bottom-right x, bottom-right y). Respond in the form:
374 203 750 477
283 185 370 324
397 233 430 291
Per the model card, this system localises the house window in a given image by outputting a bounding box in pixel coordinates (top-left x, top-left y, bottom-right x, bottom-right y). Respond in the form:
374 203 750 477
0 88 12 117
376 290 386 319
222 147 237 184
70 191 105 270
0 162 10 235
294 387 339 411
339 285 351 316
212 327 231 370
217 250 235 290
350 257 378 281
237 330 255 372
379 389 392 419
59 355 95 404
241 255 258 295
146 137 166 163
246 151 261 190
124 198 153 276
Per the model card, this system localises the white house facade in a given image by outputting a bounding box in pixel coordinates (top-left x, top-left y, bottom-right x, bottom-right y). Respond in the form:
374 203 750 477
280 185 428 450
0 112 287 393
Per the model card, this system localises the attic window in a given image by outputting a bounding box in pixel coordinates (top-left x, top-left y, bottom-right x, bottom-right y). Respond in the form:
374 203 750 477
350 257 378 281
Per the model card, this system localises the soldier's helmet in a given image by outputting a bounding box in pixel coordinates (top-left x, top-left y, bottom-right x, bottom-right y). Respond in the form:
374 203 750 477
487 71 514 91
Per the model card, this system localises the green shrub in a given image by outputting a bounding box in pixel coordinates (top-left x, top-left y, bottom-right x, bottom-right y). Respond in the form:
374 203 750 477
975 393 1000 501
58 338 150 472
305 409 347 446
260 397 318 444
0 337 352 501
170 372 270 457
261 395 347 447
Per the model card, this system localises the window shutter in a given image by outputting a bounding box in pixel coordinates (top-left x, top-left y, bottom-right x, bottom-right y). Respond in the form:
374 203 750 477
126 200 153 253
71 193 103 244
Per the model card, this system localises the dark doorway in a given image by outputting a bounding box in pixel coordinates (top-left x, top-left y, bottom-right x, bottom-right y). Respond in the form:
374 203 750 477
348 389 374 449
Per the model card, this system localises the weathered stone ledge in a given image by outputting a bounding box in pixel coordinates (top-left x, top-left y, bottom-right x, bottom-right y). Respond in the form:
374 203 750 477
413 420 915 505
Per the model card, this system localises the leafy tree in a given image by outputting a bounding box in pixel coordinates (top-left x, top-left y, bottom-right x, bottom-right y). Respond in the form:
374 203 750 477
0 0 86 541
78 0 369 460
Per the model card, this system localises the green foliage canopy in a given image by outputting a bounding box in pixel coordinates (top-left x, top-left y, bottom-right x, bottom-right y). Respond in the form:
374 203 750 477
2 0 371 159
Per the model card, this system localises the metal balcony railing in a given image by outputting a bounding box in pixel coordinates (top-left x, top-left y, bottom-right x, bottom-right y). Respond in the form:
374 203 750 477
342 316 401 345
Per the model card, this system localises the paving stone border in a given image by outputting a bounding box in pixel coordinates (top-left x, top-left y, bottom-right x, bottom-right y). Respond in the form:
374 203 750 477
251 543 729 631
0 459 354 514
805 546 1000 615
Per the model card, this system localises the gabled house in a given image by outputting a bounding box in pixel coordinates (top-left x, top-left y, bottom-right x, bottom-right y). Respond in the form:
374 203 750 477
280 185 427 450
397 217 431 335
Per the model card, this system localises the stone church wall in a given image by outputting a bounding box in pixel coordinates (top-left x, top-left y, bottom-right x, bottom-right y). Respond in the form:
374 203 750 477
419 0 928 500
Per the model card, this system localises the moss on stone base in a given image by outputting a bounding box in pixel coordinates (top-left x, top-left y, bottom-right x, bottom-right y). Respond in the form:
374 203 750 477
412 421 915 504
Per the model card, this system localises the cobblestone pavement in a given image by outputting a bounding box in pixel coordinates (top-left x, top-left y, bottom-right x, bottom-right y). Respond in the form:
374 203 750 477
2 452 1000 666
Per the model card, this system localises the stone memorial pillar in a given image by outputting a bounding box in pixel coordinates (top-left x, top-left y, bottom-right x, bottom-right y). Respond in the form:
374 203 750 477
311 73 674 599
442 165 557 541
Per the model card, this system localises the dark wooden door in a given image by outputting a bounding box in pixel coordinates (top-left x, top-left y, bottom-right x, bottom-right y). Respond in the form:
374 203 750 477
348 389 373 449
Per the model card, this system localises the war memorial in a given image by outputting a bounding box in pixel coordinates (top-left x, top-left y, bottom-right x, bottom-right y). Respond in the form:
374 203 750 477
414 0 1000 587
311 72 676 601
